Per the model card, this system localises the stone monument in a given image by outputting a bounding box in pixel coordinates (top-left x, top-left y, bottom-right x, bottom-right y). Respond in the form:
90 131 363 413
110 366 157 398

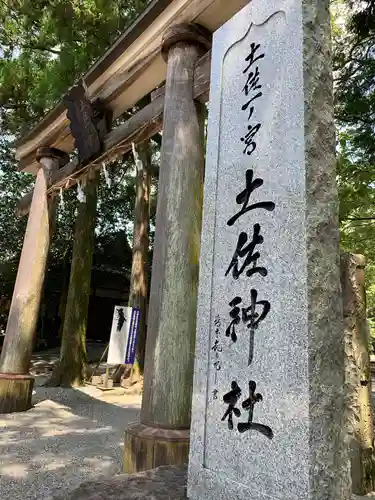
188 1 351 500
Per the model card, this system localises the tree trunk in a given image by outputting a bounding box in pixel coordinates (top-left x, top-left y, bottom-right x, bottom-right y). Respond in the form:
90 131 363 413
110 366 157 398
127 140 151 384
57 253 70 340
341 253 375 495
47 172 99 387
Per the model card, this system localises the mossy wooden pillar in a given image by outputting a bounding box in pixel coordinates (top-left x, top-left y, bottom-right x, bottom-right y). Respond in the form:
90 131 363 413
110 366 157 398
47 170 100 387
129 141 151 381
0 147 66 413
124 23 211 473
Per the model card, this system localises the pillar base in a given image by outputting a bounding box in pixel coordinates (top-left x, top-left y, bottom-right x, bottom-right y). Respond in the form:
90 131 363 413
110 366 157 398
0 373 34 413
124 422 190 473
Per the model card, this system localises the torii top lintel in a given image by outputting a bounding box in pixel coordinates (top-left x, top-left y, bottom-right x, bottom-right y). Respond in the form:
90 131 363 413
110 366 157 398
15 0 249 175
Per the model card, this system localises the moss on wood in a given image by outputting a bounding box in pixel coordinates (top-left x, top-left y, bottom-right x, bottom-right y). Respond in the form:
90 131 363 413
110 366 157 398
47 172 99 387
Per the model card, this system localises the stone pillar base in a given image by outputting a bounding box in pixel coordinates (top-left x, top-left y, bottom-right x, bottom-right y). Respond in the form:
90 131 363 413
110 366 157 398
124 422 190 473
0 373 34 413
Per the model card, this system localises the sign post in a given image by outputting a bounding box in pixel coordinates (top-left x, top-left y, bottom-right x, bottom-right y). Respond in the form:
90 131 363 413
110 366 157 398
107 305 141 366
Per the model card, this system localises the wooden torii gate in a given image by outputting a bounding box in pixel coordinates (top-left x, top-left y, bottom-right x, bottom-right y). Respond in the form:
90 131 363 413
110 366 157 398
0 0 248 473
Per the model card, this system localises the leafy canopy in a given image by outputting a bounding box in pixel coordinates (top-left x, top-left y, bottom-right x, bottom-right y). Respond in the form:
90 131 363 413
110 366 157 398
0 0 148 133
333 0 375 327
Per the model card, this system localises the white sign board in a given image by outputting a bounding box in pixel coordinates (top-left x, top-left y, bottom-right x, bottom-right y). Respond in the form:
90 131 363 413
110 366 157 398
107 305 140 365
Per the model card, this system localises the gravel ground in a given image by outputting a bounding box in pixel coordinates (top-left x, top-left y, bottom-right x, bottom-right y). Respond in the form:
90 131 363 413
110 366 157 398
1 346 374 500
0 381 141 500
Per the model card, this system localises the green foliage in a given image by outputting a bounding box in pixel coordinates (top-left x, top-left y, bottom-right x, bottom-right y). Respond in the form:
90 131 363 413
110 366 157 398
0 0 149 133
346 0 375 39
0 136 33 294
333 0 375 336
0 1 152 343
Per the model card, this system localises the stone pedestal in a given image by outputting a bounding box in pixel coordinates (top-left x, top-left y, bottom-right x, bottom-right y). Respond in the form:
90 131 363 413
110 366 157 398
123 23 210 472
124 423 189 473
0 373 34 413
0 147 68 413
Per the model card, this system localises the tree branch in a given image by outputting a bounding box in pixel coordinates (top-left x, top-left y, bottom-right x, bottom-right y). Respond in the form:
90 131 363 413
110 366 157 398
337 115 375 126
344 217 375 221
20 43 60 55
0 103 26 110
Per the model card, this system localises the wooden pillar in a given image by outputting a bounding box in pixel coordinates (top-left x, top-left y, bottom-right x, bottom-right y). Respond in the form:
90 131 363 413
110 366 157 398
124 23 211 473
0 147 67 413
129 140 151 380
47 170 100 387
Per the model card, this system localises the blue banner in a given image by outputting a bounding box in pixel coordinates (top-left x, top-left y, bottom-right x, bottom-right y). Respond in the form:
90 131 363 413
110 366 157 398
124 307 141 364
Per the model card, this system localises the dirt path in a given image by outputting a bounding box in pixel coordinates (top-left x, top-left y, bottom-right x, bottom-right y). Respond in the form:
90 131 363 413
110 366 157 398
0 381 141 500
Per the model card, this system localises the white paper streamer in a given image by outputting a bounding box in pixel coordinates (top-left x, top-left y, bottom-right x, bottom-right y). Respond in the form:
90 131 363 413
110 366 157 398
77 181 86 203
102 162 111 187
81 78 89 96
59 188 65 209
132 142 142 172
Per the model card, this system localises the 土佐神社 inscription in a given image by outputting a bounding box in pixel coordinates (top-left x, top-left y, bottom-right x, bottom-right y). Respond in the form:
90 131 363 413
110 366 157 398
222 40 274 400
224 46 274 368
188 1 349 500
221 380 273 439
